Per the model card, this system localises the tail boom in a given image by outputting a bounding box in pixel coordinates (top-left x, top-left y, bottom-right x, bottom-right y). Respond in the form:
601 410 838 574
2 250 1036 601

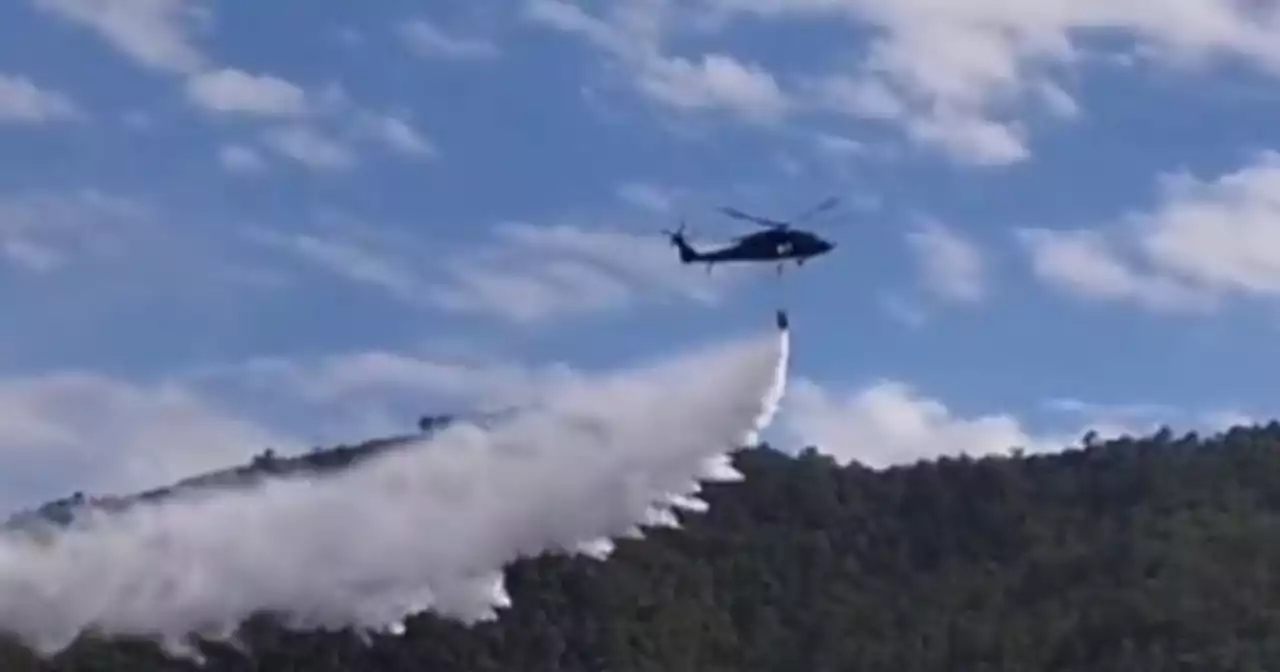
674 236 701 263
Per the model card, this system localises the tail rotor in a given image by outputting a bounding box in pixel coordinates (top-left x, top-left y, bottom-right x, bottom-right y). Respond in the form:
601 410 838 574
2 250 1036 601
661 219 699 264
660 220 687 247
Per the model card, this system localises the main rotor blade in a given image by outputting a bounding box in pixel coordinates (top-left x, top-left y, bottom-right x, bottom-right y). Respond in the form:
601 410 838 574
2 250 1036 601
718 206 789 228
792 196 841 224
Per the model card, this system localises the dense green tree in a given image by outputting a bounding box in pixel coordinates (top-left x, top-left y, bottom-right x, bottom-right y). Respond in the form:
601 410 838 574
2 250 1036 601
7 424 1280 670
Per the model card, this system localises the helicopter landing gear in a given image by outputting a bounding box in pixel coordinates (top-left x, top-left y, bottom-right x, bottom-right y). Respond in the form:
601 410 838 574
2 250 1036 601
777 258 806 275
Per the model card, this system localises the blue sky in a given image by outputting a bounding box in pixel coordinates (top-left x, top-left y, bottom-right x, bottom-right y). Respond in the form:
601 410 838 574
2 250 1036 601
3 0 1280 506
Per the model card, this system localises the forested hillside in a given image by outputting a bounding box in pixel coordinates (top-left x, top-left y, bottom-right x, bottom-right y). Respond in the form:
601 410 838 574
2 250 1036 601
7 423 1280 671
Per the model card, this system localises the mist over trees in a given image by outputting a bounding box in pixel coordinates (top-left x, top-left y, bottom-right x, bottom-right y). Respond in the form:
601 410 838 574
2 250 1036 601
6 422 1280 670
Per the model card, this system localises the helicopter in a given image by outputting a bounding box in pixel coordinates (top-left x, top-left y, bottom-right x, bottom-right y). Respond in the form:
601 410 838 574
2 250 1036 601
663 196 840 275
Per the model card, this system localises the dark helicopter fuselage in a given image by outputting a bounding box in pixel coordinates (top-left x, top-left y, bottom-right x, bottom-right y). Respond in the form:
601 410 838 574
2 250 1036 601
669 227 835 268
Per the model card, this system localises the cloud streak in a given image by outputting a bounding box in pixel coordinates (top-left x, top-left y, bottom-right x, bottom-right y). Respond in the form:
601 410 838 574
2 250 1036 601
522 0 1280 162
781 377 1256 469
1018 151 1280 312
906 219 986 304
428 222 747 324
524 0 790 123
0 374 294 512
397 18 501 61
0 74 80 124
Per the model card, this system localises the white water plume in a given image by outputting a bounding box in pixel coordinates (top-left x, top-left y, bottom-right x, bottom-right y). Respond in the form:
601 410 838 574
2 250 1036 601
0 321 791 658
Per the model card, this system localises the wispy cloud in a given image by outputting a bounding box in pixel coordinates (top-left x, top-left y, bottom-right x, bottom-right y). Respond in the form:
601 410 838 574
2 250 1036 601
906 219 987 304
261 124 356 171
354 112 437 159
0 74 80 123
522 0 1280 164
218 144 269 174
811 132 866 157
31 0 210 74
185 68 310 117
429 222 747 324
0 189 152 273
32 2 438 176
397 18 500 61
1017 151 1280 312
615 182 677 213
783 378 1051 467
0 372 295 511
783 378 1257 469
524 0 791 124
1016 228 1213 312
247 227 428 304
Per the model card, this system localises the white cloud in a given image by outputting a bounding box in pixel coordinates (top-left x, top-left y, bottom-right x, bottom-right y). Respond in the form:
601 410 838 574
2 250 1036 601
246 215 717 326
0 188 325 306
1041 397 1176 418
31 0 208 74
615 182 676 212
200 348 588 441
1038 398 1183 436
33 2 446 177
240 102 441 170
523 0 644 58
186 68 309 117
218 144 268 174
1039 396 1255 440
878 291 927 328
535 0 1280 163
524 0 791 123
356 113 437 158
1018 151 1280 311
1 239 62 272
250 228 427 304
0 372 295 512
782 374 1266 470
811 63 1034 165
1037 81 1081 119
782 378 1061 467
1016 228 1212 311
250 352 573 407
638 53 790 123
815 76 903 122
904 113 1029 165
0 189 305 322
812 132 866 156
0 74 79 123
262 124 355 171
397 18 500 60
906 219 986 303
1134 155 1280 295
0 189 298 311
251 218 734 324
429 222 747 324
782 378 1258 469
0 189 151 273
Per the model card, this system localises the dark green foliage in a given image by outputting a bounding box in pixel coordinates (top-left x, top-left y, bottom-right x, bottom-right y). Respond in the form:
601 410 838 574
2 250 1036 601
8 423 1280 670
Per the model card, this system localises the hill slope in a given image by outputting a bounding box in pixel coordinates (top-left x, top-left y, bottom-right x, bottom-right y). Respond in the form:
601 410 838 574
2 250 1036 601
6 424 1280 671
